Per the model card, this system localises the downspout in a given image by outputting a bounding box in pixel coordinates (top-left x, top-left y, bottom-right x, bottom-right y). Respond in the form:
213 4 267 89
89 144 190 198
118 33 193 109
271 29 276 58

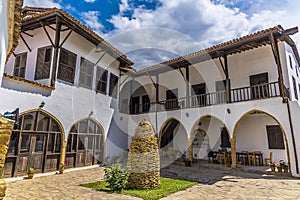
286 97 299 174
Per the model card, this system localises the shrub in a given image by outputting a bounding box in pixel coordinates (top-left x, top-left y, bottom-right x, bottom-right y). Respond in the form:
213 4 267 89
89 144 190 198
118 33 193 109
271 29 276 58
104 165 129 191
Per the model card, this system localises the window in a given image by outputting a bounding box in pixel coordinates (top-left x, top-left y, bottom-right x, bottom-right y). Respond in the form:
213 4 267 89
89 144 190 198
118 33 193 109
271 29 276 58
289 55 293 69
250 73 269 99
266 125 285 149
35 46 52 80
57 48 77 83
221 127 231 148
79 58 94 89
292 76 298 100
14 52 27 78
96 67 108 94
109 73 118 98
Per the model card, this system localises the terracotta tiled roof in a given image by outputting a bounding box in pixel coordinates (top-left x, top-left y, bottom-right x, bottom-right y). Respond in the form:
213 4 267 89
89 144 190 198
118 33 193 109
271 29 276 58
3 73 54 90
137 25 299 75
21 6 134 70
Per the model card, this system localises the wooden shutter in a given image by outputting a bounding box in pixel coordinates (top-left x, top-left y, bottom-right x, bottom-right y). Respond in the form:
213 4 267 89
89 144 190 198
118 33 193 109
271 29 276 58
109 73 118 98
79 58 94 89
35 47 52 80
96 67 107 94
14 52 27 78
57 48 77 83
266 125 285 149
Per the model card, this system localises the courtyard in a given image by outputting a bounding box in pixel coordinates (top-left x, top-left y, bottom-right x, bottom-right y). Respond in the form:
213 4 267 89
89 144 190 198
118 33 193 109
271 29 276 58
4 162 300 200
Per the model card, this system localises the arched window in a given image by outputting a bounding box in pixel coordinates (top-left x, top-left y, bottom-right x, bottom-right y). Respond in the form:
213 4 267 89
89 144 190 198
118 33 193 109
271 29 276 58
66 118 104 168
4 110 62 178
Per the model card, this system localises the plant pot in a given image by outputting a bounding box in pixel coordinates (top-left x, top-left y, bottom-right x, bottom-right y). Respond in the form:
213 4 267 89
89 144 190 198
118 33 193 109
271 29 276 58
236 162 242 168
271 166 275 172
27 173 34 179
59 170 64 174
283 167 289 173
277 166 282 172
185 160 191 167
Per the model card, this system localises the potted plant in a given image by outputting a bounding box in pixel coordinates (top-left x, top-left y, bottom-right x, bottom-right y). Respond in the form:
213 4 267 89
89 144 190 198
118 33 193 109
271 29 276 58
180 152 186 162
283 161 289 173
59 162 65 174
27 168 34 179
236 161 242 168
270 161 276 172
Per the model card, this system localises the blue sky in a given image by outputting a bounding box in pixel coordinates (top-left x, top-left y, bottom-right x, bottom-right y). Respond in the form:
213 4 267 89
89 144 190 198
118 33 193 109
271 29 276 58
23 0 300 69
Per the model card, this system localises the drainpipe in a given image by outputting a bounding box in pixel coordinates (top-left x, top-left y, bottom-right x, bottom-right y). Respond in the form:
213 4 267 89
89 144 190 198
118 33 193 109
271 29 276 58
286 99 299 174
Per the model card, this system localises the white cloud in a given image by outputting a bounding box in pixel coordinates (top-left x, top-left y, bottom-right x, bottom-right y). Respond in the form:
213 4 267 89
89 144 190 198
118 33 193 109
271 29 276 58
84 0 96 3
107 0 300 68
23 0 62 8
80 11 104 35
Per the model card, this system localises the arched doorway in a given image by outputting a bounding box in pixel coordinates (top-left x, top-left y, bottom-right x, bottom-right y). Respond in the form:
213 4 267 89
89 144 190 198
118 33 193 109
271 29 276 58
159 118 188 166
232 110 291 169
66 118 104 168
3 110 63 177
190 115 229 160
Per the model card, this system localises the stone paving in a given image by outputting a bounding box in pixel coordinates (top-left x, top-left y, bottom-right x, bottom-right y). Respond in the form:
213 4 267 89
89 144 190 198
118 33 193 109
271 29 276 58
4 163 300 200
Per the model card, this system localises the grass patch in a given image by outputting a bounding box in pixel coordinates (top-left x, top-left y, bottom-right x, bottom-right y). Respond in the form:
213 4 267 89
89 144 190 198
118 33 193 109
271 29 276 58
81 177 197 200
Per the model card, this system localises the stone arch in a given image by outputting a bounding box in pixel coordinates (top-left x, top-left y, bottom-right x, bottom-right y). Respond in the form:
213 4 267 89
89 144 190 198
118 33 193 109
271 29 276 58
66 117 105 168
190 114 230 160
232 109 291 169
4 109 64 177
158 117 188 165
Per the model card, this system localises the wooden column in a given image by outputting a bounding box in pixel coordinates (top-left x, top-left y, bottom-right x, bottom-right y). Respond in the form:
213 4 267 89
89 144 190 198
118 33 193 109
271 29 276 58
224 54 231 103
0 117 15 199
269 33 285 100
185 66 190 108
51 16 62 88
60 140 67 168
155 74 159 133
230 137 236 168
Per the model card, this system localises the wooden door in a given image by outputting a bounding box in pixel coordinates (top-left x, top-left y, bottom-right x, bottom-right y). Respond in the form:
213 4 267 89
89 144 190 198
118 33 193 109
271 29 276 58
142 95 150 112
250 72 269 99
192 83 206 106
166 89 178 110
215 80 227 104
130 96 140 114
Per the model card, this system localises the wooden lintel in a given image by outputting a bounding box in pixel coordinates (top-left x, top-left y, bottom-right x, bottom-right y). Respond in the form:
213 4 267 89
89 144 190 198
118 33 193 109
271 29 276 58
21 31 33 37
20 34 32 52
47 25 56 31
59 29 73 48
40 20 55 47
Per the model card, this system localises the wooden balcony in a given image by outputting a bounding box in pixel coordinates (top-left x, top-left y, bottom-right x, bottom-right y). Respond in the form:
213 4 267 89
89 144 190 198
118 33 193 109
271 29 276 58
122 82 288 114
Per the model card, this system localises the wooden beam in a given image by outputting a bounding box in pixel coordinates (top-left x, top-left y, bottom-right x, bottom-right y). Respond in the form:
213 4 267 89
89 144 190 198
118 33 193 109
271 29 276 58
218 57 227 76
224 54 231 103
20 34 32 52
21 31 33 37
47 25 56 31
40 20 55 47
185 66 190 108
269 33 285 99
178 67 186 81
94 52 106 66
59 29 73 48
50 16 62 87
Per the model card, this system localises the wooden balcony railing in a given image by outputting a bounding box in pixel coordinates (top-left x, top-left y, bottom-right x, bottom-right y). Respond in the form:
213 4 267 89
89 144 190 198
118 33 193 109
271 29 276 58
122 82 288 114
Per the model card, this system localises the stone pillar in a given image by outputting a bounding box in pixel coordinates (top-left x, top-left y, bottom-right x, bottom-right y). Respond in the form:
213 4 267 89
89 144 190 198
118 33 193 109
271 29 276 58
188 139 193 161
230 137 236 168
60 140 67 166
127 119 160 189
0 117 14 199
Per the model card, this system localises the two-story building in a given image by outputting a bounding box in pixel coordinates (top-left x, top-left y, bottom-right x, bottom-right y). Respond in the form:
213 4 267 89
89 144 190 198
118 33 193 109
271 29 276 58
2 6 300 178
0 7 133 177
118 25 300 177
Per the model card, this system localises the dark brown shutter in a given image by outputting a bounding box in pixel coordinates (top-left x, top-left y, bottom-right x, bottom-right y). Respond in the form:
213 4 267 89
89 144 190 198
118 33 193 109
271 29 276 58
266 125 285 149
109 73 118 98
57 48 77 83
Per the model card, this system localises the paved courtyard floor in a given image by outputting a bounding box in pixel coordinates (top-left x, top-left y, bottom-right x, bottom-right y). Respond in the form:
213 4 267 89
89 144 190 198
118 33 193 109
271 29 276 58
4 163 300 200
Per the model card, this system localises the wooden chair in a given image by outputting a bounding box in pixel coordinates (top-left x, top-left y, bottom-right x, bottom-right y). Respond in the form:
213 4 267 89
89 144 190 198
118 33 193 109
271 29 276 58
218 152 226 165
254 151 263 166
264 152 273 166
247 152 256 165
240 151 248 165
